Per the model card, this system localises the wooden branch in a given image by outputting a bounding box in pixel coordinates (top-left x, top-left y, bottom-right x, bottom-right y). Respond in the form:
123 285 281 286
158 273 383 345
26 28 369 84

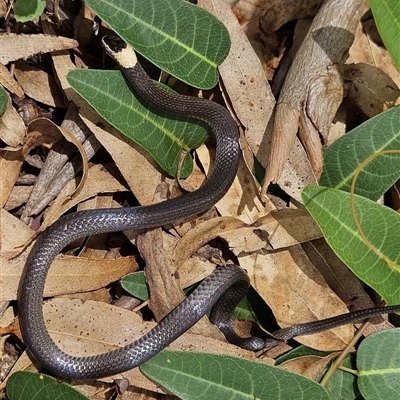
261 0 368 194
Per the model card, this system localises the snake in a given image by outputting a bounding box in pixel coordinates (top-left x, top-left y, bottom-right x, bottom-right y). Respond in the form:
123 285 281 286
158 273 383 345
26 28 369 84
17 36 400 380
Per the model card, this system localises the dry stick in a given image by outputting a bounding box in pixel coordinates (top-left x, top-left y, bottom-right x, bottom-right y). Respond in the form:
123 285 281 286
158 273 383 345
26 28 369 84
262 0 367 194
319 319 368 386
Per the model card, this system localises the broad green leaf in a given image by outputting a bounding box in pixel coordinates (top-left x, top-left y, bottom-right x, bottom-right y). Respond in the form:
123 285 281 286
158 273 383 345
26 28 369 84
84 0 230 89
141 351 330 400
6 372 89 400
121 271 149 300
0 86 8 116
13 0 46 22
67 69 208 177
357 328 400 400
302 186 400 304
320 106 400 200
326 355 362 400
369 0 400 70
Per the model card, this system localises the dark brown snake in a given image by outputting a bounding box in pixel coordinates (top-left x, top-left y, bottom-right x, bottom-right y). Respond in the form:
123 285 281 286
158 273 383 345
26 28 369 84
17 37 400 380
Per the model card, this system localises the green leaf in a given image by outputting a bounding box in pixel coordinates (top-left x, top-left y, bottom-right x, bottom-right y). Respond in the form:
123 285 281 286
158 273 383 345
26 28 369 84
84 0 230 89
121 271 149 300
140 351 330 400
13 0 46 22
302 186 400 304
67 69 208 177
0 86 8 116
319 106 400 200
6 372 89 400
357 328 400 400
369 0 400 71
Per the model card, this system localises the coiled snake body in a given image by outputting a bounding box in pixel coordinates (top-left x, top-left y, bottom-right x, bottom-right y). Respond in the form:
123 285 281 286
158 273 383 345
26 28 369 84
18 37 400 380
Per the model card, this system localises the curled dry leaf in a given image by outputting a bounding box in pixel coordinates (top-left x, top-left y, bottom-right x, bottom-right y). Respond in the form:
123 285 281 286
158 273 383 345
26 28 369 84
19 118 89 219
14 60 66 108
348 18 400 89
197 145 271 223
344 63 400 117
39 163 127 232
0 33 78 65
0 62 24 98
22 107 102 219
0 98 25 148
173 208 322 273
0 149 24 209
234 0 322 33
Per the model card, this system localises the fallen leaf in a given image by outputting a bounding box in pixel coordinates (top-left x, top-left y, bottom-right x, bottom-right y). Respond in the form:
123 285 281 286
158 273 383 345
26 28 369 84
0 33 78 65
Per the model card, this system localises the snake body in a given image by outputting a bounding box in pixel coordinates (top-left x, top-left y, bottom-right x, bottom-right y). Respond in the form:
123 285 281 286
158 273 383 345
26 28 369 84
18 37 242 379
18 37 400 381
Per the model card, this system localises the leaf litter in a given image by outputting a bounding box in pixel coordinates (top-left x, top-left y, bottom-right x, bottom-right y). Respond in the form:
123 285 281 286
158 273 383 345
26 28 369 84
1 0 400 398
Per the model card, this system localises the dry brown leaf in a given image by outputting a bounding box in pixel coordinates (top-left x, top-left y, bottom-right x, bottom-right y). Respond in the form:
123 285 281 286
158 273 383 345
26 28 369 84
1 209 34 258
173 216 247 269
0 149 24 208
14 60 66 108
240 246 353 351
0 33 78 65
40 163 127 231
1 251 137 301
200 0 275 158
13 118 91 219
280 353 337 381
0 98 25 148
348 19 400 90
80 116 163 206
4 185 32 211
0 62 24 98
302 239 395 336
222 208 322 253
197 144 271 223
344 63 400 117
235 0 322 32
